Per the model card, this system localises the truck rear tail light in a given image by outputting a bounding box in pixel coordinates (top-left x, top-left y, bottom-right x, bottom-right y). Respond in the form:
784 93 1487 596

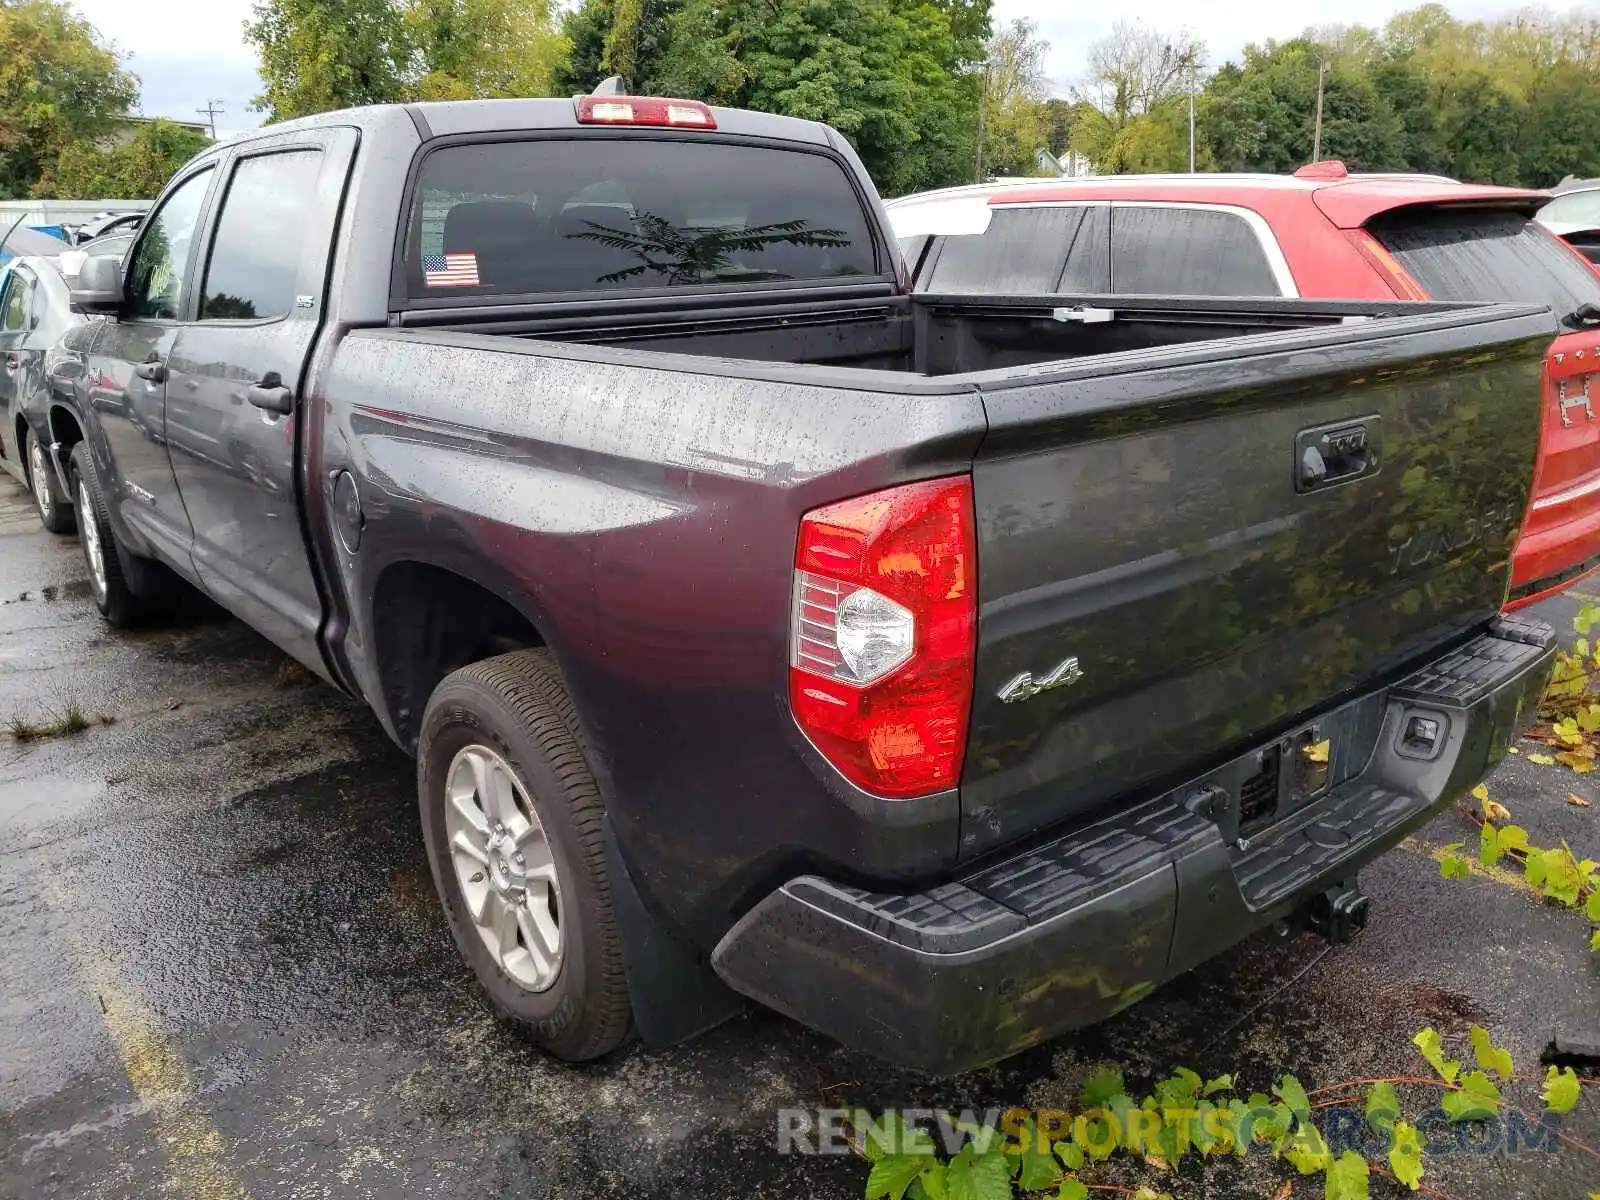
789 477 976 799
575 96 717 129
1348 230 1429 301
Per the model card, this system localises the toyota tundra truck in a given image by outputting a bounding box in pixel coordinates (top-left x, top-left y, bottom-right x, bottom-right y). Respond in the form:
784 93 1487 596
43 91 1556 1074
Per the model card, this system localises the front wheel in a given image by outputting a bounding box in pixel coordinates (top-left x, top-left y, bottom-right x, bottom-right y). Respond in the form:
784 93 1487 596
418 649 633 1061
25 428 74 535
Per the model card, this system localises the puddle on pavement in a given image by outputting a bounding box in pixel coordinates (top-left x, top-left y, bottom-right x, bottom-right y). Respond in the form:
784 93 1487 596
0 770 107 838
4 580 94 605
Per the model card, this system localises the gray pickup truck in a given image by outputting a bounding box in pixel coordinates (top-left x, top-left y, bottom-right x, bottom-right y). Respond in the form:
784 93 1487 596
43 91 1556 1074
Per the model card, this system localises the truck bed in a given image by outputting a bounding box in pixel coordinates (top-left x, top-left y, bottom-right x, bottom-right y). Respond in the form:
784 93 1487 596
393 290 1470 376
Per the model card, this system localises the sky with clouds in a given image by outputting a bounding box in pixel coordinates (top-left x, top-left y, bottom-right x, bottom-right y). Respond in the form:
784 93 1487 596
73 0 1576 137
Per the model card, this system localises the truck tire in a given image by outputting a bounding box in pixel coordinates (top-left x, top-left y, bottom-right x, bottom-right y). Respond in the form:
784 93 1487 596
25 427 75 535
69 442 152 628
418 649 633 1061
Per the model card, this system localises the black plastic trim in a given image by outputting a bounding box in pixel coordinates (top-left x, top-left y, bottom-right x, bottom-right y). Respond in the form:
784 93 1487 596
712 621 1556 1074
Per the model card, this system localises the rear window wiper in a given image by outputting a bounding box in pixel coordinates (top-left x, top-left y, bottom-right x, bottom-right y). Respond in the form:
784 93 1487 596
1561 301 1600 329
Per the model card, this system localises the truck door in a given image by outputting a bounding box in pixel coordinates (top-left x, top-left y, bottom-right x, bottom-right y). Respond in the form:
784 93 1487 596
164 128 356 671
84 164 217 568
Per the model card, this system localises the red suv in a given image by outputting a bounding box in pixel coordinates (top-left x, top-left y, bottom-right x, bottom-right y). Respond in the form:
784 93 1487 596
888 165 1600 608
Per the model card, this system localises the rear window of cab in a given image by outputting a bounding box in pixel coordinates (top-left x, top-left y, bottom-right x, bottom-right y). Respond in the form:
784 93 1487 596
399 138 880 300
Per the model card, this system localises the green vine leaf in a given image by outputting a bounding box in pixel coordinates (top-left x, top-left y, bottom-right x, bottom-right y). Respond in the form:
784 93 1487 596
1441 1070 1502 1122
1326 1149 1372 1200
1365 1081 1400 1136
1079 1066 1124 1107
1202 1073 1235 1097
1153 1067 1202 1108
1469 1024 1514 1079
865 1114 937 1160
1591 928 1600 952
867 1156 936 1200
914 1167 948 1200
1527 846 1585 907
1543 1065 1582 1114
1280 1122 1332 1174
943 1142 1012 1200
1480 820 1503 866
1576 603 1598 636
1055 1179 1087 1200
1273 1073 1312 1120
1227 1098 1252 1157
1588 887 1600 923
1131 1189 1175 1200
1014 1120 1061 1192
1141 1099 1184 1166
1413 1027 1461 1084
1192 1100 1225 1156
1389 1120 1425 1190
1055 1140 1084 1172
1070 1110 1119 1163
1440 844 1472 880
1246 1094 1293 1144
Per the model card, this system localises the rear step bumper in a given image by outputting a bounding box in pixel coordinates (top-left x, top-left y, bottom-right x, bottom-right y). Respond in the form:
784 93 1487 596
712 616 1556 1075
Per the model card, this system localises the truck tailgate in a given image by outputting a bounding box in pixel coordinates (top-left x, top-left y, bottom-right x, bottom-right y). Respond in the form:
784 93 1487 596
960 303 1552 858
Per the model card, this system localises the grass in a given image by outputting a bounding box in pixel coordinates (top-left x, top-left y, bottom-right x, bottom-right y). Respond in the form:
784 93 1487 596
7 699 107 742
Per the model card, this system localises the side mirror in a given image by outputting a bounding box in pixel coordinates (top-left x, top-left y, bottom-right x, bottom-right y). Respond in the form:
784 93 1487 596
69 254 125 315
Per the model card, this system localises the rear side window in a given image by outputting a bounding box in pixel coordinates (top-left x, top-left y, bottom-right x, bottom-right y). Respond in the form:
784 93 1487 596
924 206 1105 294
1111 206 1282 296
200 150 325 321
403 139 879 299
1370 208 1600 316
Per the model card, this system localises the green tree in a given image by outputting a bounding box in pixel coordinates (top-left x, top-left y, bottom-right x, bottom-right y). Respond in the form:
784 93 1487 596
1520 61 1600 187
649 0 988 195
405 0 567 100
0 0 136 198
1200 39 1403 173
39 118 212 199
554 0 680 94
245 0 411 121
1072 21 1204 174
978 18 1053 178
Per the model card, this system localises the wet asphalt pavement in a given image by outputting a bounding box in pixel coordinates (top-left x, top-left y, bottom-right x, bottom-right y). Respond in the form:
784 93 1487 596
0 474 1595 1200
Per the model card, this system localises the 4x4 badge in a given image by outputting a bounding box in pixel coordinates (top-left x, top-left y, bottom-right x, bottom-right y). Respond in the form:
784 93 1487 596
998 656 1084 704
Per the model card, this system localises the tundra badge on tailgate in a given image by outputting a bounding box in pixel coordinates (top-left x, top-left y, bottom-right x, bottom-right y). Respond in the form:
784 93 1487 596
998 656 1084 704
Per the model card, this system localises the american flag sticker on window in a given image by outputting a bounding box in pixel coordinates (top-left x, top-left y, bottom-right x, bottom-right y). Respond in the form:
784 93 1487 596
424 251 480 288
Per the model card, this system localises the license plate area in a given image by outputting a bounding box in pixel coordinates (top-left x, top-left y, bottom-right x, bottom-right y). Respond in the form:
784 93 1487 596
1236 724 1333 838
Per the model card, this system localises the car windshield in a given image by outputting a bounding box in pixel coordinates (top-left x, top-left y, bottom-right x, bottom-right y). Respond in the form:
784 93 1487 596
1369 207 1600 318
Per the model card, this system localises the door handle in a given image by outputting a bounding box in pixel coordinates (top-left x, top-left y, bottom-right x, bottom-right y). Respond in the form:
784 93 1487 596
4 352 19 372
1295 416 1381 493
134 359 166 383
247 383 294 415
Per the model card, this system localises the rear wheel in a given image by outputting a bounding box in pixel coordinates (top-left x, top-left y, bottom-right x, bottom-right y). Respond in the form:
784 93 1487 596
70 442 151 628
25 428 74 535
418 649 632 1061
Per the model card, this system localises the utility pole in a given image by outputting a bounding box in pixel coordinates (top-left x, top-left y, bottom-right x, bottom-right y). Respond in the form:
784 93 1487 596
197 99 225 140
1187 66 1197 173
974 60 994 183
1311 60 1328 162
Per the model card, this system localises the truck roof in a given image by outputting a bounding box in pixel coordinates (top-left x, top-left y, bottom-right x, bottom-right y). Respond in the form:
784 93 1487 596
240 97 836 147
